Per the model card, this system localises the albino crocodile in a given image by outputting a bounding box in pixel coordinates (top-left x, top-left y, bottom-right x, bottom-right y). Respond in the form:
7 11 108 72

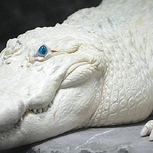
0 0 153 150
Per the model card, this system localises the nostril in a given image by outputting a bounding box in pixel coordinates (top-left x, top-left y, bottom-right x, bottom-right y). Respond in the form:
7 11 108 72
0 99 26 130
6 38 21 48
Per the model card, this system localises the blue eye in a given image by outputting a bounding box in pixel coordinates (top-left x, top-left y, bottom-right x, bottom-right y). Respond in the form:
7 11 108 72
38 45 48 57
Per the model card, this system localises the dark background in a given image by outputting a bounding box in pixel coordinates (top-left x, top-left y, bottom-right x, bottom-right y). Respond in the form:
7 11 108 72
0 0 102 51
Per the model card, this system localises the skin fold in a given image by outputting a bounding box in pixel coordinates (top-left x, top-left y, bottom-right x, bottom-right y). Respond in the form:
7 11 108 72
0 0 153 150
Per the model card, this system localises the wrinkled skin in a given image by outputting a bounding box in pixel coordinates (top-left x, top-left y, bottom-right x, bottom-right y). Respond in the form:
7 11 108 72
0 24 105 149
1 0 153 150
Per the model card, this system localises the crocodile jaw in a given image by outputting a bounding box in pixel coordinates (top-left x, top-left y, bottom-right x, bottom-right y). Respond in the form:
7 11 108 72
0 24 105 150
0 58 103 150
0 69 103 150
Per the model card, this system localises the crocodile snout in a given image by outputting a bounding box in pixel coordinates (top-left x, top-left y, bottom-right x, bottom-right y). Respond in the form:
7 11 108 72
0 95 26 132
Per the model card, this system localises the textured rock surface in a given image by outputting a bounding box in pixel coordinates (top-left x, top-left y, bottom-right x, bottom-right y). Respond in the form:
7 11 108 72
2 117 153 153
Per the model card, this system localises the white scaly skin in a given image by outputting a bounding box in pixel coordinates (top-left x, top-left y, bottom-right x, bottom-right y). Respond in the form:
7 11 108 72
0 0 153 150
0 25 106 150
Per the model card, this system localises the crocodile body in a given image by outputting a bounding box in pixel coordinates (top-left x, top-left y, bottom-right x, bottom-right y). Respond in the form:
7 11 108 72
0 0 153 150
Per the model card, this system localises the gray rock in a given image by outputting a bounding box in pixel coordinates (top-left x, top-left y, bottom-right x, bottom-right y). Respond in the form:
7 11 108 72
2 117 153 153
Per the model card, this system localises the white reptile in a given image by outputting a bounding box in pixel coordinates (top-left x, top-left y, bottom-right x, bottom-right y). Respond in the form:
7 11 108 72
0 0 153 150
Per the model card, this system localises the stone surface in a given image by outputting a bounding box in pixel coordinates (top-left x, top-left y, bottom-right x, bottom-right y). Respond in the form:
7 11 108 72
1 117 153 153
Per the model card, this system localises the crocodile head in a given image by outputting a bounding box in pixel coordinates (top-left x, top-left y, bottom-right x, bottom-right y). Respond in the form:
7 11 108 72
0 24 105 150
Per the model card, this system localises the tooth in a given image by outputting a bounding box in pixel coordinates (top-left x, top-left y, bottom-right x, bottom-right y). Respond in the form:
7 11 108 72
37 109 42 113
43 107 48 112
33 109 37 114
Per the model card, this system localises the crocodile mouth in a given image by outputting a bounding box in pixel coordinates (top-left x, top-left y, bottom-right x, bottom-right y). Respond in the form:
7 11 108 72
0 100 54 142
28 100 53 114
0 97 54 135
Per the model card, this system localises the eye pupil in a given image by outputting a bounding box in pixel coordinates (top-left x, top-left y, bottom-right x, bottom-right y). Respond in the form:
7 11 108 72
38 45 48 56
